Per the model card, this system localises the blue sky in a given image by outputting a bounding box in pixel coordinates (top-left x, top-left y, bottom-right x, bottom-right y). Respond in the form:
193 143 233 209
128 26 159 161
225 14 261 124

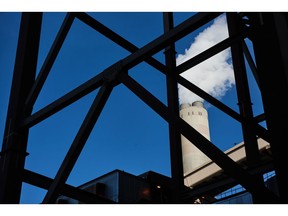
0 12 265 204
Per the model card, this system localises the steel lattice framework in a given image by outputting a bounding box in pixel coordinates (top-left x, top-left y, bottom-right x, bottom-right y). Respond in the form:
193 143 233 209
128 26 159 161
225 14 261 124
1 12 288 204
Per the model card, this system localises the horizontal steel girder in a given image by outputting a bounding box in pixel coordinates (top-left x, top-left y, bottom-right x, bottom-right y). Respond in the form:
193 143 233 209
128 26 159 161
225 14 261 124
23 169 114 204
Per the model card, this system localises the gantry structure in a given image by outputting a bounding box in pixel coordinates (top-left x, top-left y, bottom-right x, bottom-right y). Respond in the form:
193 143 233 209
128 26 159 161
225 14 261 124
1 12 288 204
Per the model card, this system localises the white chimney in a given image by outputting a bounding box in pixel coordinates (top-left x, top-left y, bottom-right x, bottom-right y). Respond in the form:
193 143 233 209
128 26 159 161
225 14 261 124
179 101 211 176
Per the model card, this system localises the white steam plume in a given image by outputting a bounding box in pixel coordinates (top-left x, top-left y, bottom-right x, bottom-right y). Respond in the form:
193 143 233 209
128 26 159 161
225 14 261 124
177 15 235 105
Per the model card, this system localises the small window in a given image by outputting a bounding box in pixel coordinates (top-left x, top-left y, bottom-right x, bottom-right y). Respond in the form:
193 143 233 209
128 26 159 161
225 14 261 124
198 112 202 116
188 112 190 116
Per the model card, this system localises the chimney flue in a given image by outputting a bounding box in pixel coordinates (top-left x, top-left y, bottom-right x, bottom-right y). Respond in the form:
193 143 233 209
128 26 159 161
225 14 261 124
180 101 210 176
192 101 203 108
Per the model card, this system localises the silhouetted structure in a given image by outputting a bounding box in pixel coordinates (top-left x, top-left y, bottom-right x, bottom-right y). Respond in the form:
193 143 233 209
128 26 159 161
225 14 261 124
1 12 288 204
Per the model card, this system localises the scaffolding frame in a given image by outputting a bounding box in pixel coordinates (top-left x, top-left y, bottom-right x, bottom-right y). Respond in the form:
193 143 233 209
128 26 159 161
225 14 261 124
1 12 288 204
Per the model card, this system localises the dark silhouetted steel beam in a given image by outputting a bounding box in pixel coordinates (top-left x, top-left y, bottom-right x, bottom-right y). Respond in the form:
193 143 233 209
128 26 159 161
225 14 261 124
242 41 261 89
22 70 104 128
121 13 222 70
74 12 167 74
23 169 115 204
254 113 266 123
21 61 123 128
42 82 114 204
119 72 279 203
249 12 288 203
0 12 42 204
163 12 184 203
25 13 75 111
176 32 246 75
21 14 221 129
227 12 266 204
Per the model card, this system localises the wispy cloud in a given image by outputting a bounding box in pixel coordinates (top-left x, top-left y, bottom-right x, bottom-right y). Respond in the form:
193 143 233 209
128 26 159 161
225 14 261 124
177 15 235 105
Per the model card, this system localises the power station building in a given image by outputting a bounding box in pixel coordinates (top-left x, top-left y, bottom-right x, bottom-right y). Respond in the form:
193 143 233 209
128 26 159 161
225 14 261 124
56 101 275 204
179 101 275 203
56 170 184 204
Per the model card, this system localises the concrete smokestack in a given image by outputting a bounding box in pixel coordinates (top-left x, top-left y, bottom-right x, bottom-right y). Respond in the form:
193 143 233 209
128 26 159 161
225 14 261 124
180 101 210 176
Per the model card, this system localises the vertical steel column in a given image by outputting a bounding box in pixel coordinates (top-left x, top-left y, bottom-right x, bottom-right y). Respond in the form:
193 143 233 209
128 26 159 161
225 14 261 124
249 12 288 203
226 13 269 203
25 13 75 112
0 12 42 203
163 12 184 203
